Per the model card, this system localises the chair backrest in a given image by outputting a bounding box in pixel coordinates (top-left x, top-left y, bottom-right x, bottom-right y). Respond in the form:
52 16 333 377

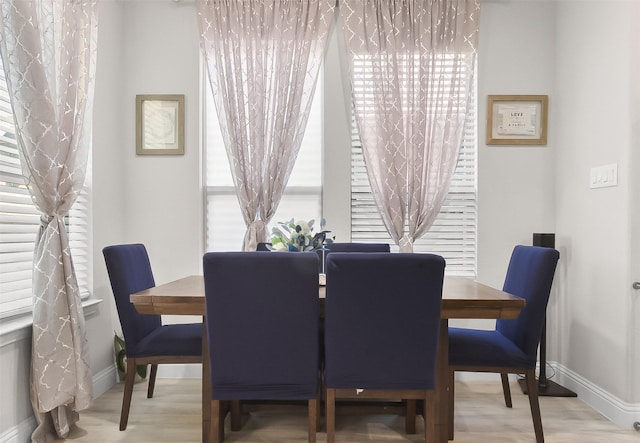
103 243 161 355
257 242 390 253
496 245 560 361
256 243 390 273
324 242 390 253
203 251 320 400
318 242 390 273
324 252 445 390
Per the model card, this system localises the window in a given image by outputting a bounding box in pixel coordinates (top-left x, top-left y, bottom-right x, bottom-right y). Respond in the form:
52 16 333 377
350 58 477 277
203 53 477 273
0 60 91 318
203 74 323 251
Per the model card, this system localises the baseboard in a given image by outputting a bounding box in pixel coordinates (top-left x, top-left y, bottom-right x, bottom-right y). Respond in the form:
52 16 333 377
550 361 640 431
93 364 118 398
454 361 640 431
0 365 118 443
156 363 202 379
0 416 35 443
454 372 501 382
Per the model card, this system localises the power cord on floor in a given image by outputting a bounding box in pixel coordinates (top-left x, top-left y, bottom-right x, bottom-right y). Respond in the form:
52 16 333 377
515 361 556 382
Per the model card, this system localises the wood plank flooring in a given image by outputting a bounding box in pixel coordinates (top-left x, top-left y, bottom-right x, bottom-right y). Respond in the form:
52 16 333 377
55 378 639 442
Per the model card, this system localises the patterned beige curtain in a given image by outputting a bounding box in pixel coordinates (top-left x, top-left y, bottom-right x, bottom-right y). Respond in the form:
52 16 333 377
340 0 480 252
0 1 97 441
197 0 335 251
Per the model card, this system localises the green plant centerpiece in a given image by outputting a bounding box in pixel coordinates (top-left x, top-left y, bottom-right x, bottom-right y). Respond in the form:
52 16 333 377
270 218 332 252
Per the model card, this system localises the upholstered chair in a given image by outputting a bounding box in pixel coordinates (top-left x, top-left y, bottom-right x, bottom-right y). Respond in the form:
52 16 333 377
203 251 320 443
103 243 202 431
448 245 560 443
324 252 445 443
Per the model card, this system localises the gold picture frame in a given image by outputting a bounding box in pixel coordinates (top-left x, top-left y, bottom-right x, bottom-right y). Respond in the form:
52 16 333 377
136 94 185 155
486 95 548 145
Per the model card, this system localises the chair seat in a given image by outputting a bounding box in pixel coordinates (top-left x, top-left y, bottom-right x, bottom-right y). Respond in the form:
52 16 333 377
129 323 202 357
449 327 534 369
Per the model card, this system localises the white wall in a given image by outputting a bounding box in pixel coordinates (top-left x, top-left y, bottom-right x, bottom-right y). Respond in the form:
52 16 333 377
0 331 32 439
631 2 640 407
322 25 353 243
91 0 126 373
476 1 557 288
552 1 639 424
120 1 203 280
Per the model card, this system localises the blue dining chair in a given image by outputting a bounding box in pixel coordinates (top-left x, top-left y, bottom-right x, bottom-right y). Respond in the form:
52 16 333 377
256 242 389 253
323 242 390 253
320 242 390 273
203 251 320 443
256 242 390 273
324 252 445 443
103 243 203 431
448 245 560 443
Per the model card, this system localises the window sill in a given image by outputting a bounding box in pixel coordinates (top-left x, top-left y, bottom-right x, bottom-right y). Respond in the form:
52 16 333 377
0 298 103 348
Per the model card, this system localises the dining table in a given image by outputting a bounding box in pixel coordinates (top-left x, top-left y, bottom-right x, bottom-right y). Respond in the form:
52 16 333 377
130 274 524 443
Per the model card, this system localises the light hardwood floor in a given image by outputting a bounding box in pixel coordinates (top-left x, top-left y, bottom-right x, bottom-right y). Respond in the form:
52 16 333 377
55 378 639 443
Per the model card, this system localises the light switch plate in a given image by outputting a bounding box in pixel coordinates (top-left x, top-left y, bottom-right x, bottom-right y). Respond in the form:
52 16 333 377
590 163 618 189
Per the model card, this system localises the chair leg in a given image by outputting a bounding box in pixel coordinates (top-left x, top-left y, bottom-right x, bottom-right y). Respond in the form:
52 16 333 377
500 373 513 408
316 387 322 431
120 357 137 431
210 399 225 443
326 388 336 443
147 364 158 398
424 390 436 443
230 400 242 431
308 399 318 443
525 369 545 443
405 399 417 434
448 369 455 440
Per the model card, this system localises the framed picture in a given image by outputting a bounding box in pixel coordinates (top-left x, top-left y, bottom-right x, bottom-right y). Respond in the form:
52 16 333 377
136 94 185 155
486 95 548 145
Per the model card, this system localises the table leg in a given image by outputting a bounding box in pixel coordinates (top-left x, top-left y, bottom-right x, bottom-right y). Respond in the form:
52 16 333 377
202 319 211 443
435 319 450 442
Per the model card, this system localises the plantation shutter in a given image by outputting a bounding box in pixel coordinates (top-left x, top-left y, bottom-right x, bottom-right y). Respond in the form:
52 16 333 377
351 59 478 277
0 61 91 318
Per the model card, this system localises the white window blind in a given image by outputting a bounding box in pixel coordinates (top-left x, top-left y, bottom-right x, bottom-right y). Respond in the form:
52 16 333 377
351 58 477 277
0 61 91 318
204 74 323 252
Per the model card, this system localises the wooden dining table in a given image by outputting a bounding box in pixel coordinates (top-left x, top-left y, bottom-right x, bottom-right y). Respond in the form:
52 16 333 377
131 275 524 443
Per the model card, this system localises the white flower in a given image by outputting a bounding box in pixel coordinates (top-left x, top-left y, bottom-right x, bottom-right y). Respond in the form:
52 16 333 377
269 218 332 252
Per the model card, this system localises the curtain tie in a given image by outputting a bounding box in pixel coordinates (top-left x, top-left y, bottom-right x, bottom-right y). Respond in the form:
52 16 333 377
40 214 55 226
249 219 267 236
244 220 269 251
399 235 414 253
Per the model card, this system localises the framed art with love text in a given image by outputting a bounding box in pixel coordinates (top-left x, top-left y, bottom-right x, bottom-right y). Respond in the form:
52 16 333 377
486 95 548 145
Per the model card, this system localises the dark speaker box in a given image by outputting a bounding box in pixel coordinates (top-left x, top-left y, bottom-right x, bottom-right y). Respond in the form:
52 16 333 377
533 233 555 248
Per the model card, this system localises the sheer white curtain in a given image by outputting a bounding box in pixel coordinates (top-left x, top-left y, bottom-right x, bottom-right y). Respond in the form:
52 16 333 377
340 0 480 252
197 0 334 251
0 1 97 441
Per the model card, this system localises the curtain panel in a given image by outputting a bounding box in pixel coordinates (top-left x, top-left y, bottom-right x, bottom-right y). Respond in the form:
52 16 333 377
0 1 97 441
340 0 480 252
197 0 335 251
